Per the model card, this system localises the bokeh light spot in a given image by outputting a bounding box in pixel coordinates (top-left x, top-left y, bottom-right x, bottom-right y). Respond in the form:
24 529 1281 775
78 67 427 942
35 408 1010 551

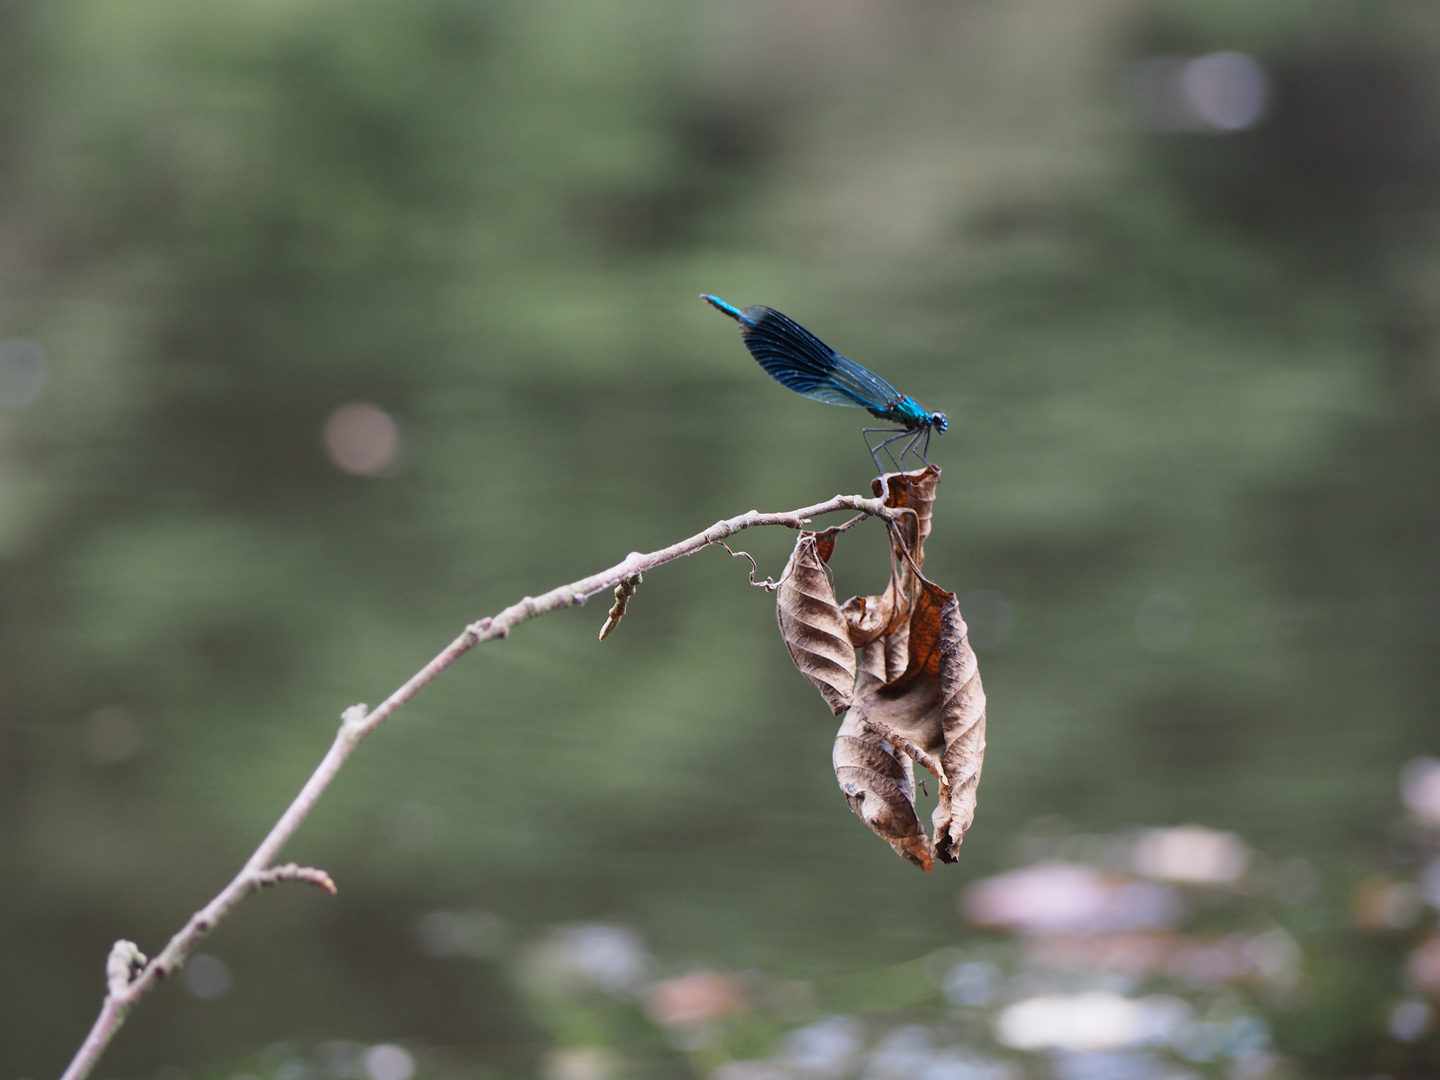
997 992 1195 1053
181 953 232 999
539 1047 611 1080
942 960 1001 1007
1408 935 1440 996
711 1065 790 1080
1132 825 1249 886
1353 876 1423 930
552 925 649 994
1420 858 1440 909
1183 52 1269 131
323 402 400 476
361 1045 414 1080
1124 52 1269 133
863 1026 930 1080
963 861 1182 934
1389 998 1435 1042
0 338 48 409
1400 757 1440 825
784 1016 863 1074
645 970 748 1028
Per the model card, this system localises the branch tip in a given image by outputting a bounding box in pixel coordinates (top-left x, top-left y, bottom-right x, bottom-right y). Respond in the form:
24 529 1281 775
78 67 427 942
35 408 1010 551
252 863 338 895
105 940 147 997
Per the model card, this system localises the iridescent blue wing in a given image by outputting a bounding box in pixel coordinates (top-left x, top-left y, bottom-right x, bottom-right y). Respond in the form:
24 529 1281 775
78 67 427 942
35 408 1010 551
737 306 900 411
703 295 900 413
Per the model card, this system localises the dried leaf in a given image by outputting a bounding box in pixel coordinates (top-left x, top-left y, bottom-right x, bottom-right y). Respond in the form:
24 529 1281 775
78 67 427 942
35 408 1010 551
880 617 911 684
838 592 900 649
842 468 987 866
871 468 939 570
832 710 932 872
856 639 888 684
838 468 939 648
772 467 987 868
776 530 856 715
856 579 987 863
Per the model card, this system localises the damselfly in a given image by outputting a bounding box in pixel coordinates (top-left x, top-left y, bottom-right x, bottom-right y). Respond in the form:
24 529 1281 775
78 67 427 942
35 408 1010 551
703 295 947 473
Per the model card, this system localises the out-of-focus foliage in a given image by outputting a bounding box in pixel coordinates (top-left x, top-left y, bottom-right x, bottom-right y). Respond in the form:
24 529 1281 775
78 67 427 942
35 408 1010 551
229 778 1440 1080
3 0 1440 1077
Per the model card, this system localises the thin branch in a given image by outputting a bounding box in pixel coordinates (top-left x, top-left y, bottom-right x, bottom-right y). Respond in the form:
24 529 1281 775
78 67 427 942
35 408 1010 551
58 490 899 1080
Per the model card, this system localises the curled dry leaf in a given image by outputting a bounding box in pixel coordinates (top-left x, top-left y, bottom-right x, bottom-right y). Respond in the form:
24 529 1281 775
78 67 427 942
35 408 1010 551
777 467 988 868
872 468 938 565
775 530 856 715
833 710 932 871
853 577 986 864
839 468 938 651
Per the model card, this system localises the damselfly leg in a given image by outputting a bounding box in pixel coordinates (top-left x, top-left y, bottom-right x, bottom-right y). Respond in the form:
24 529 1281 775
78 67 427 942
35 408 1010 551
862 427 907 473
863 427 934 474
897 428 932 468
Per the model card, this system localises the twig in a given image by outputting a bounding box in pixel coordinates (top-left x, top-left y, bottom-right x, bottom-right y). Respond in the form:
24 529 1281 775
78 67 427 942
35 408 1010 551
58 491 900 1080
716 542 782 591
716 513 870 591
250 863 338 895
828 512 870 535
597 574 643 640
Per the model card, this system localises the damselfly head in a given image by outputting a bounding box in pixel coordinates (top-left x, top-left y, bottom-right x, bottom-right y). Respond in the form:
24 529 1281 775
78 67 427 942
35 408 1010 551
932 411 949 433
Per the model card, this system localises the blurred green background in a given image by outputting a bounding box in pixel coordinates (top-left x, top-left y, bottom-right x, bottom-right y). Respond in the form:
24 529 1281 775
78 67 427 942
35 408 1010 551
4 0 1440 1077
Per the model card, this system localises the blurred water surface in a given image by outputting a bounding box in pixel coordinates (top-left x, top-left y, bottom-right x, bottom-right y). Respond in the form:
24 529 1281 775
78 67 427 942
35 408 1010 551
3 1 1440 1077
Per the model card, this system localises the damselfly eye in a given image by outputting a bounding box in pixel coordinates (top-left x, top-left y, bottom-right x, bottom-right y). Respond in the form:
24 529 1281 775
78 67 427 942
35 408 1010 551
933 412 949 433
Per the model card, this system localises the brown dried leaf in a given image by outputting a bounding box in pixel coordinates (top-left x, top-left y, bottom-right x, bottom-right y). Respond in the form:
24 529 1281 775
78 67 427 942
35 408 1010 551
771 467 986 868
923 582 986 863
838 468 939 649
871 467 939 572
832 710 933 872
836 468 987 866
838 590 903 649
776 530 856 715
881 617 911 684
857 578 987 864
856 639 887 684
